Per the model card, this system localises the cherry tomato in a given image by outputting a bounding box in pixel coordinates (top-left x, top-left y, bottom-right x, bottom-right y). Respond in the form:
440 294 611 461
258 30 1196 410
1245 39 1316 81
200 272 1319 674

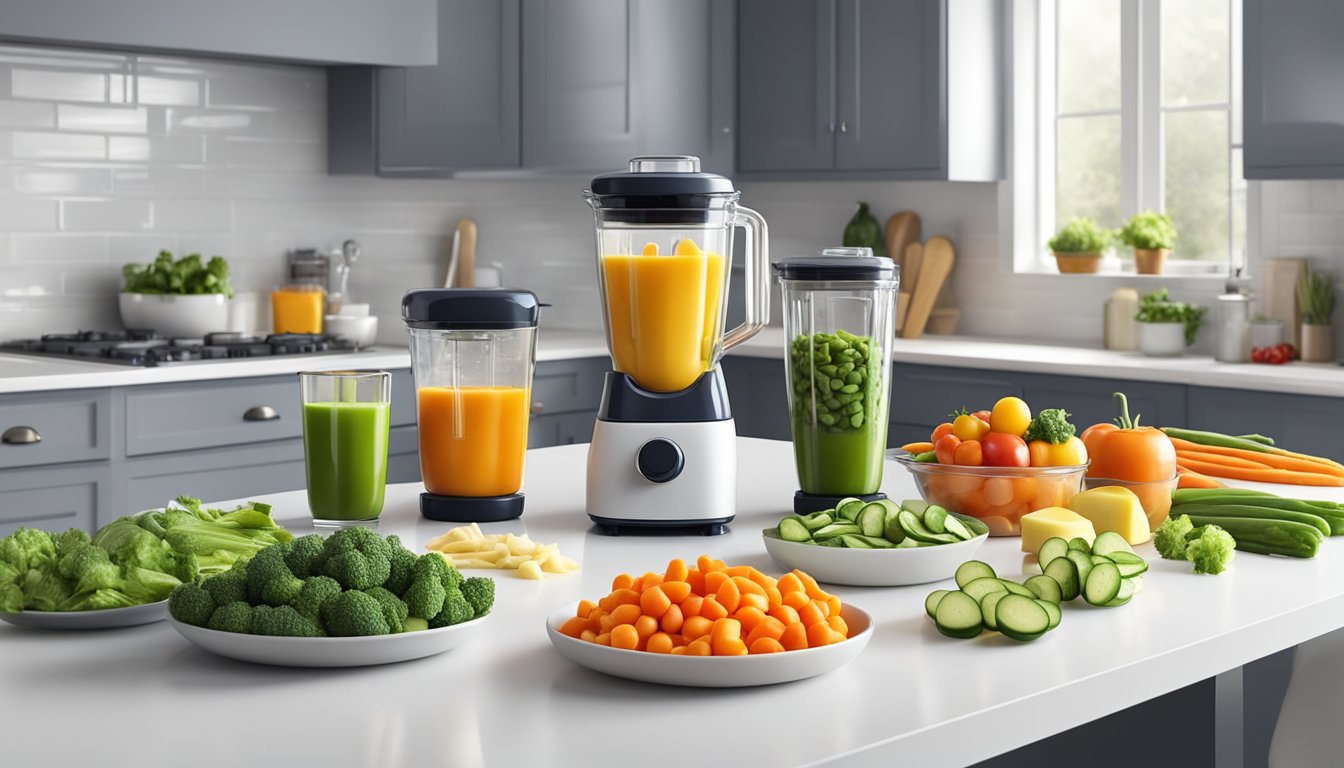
952 413 991 442
934 434 962 465
989 397 1032 437
930 422 954 442
953 439 983 466
1251 347 1266 363
981 432 1030 467
972 410 992 424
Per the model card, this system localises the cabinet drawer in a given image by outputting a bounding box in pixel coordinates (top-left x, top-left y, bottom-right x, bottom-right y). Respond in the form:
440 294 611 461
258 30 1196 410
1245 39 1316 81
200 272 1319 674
0 463 107 536
531 358 605 416
124 377 301 456
0 389 110 470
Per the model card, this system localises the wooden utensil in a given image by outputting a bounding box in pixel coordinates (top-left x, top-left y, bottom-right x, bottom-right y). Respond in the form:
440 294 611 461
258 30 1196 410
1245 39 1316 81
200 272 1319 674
895 291 912 332
903 242 924 295
885 212 921 280
1262 257 1307 347
455 218 477 288
902 236 954 339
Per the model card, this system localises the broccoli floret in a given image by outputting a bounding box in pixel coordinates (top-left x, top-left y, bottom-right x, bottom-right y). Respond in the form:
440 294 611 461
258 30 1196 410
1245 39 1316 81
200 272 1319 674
1154 515 1195 560
251 604 322 637
168 582 217 627
119 566 183 603
429 591 474 628
1186 525 1236 575
245 545 303 606
0 583 23 613
207 601 254 634
292 575 343 620
0 560 19 587
92 518 177 575
53 528 91 556
442 563 464 592
21 567 72 611
57 543 121 594
0 528 57 573
461 577 495 617
383 535 418 595
364 586 409 633
284 534 326 578
403 555 449 619
201 570 247 606
321 528 391 590
322 590 391 637
1022 408 1076 444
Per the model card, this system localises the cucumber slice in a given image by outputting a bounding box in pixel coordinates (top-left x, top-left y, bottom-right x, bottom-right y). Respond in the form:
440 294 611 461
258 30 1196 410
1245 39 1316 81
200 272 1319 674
950 512 990 538
923 505 949 534
943 515 975 541
1044 557 1080 601
1025 574 1063 605
817 538 844 547
961 577 1009 603
902 499 933 516
857 503 886 537
1035 599 1062 630
1083 562 1123 605
899 510 959 544
813 522 862 540
1068 537 1092 552
979 591 1007 631
895 537 928 549
835 498 865 522
1065 550 1094 587
999 579 1036 598
1103 577 1137 607
1092 531 1134 557
882 509 906 545
850 534 897 549
934 591 983 639
838 534 872 549
1090 554 1112 566
801 512 834 532
777 516 812 543
925 589 950 619
1105 551 1149 578
954 560 997 588
1038 537 1070 569
995 594 1051 640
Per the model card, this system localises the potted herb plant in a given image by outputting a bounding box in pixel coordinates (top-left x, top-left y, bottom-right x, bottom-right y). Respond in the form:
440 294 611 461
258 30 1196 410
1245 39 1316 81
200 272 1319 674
1298 270 1335 362
1135 288 1206 357
1047 217 1110 274
1117 211 1176 275
120 251 234 338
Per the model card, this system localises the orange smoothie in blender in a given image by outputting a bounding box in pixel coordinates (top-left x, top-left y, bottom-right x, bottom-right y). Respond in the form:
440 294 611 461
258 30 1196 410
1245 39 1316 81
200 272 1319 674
601 239 725 392
417 385 529 497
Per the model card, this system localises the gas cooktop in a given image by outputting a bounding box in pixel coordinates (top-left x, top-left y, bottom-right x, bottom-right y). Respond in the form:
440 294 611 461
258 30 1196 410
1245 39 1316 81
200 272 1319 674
0 330 361 367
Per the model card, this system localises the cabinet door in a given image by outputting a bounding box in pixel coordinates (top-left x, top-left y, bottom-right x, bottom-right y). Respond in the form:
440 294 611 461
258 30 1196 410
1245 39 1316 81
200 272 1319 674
1244 0 1344 178
377 0 521 173
1019 375 1187 434
1186 387 1344 460
722 356 792 441
889 364 1022 432
0 463 108 537
736 0 837 172
835 0 942 171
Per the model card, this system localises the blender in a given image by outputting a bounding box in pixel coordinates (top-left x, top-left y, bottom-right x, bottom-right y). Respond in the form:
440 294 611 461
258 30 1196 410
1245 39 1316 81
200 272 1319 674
584 156 769 535
402 288 540 522
775 248 900 514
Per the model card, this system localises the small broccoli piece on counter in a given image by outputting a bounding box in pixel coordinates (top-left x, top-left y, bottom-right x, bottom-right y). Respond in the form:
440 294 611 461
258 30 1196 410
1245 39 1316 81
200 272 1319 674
364 586 410 633
168 581 217 627
284 534 326 579
1153 515 1195 560
245 545 303 606
383 535 418 595
321 527 391 590
1186 525 1236 575
208 601 254 634
202 570 247 606
292 575 343 620
322 590 391 637
252 604 323 637
429 591 474 629
461 577 495 617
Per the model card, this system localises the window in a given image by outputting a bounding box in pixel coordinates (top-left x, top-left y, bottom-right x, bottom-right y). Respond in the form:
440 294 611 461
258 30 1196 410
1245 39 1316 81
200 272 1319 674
1043 0 1244 272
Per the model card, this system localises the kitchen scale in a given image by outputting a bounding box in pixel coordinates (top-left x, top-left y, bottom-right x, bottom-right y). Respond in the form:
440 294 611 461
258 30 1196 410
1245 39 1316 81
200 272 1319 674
583 156 769 535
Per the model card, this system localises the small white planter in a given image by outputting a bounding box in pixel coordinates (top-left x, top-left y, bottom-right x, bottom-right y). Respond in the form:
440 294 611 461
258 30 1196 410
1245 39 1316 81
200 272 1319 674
1138 321 1187 357
119 293 230 339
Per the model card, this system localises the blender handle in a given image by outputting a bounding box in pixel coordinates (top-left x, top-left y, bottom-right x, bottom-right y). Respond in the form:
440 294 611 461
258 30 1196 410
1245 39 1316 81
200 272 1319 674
722 205 770 351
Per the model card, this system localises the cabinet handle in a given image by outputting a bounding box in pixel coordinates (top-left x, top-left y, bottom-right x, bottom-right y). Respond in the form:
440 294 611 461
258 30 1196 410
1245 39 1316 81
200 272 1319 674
1 426 41 445
243 405 280 422
839 121 848 134
531 402 545 416
828 122 836 134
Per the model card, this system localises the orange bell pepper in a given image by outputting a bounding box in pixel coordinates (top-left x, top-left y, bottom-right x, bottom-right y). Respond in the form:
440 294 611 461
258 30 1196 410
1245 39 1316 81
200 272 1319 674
1080 392 1177 482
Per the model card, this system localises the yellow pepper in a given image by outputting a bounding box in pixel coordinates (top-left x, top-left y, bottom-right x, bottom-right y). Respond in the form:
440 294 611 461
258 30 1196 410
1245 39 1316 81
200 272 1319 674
1028 436 1088 467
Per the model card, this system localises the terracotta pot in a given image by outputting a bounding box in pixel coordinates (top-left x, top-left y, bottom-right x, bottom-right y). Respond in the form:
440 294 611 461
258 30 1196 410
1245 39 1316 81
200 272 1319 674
1134 248 1167 275
1053 251 1101 274
1300 323 1334 362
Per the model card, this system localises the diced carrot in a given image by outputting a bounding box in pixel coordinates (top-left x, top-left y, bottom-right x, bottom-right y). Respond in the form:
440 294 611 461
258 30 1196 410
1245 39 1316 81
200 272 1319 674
682 615 713 641
745 615 785 646
686 568 706 596
597 595 615 613
580 629 597 643
794 569 826 600
609 603 641 627
798 600 826 628
594 632 612 646
576 600 596 619
646 632 674 654
732 576 766 597
669 633 687 647
827 596 842 619
725 565 754 579
699 595 729 621
586 608 606 633
559 616 587 638
768 604 799 626
782 590 811 611
711 617 741 643
609 588 639 607
704 571 731 596
777 573 805 595
696 555 718 574
738 592 769 613
733 606 766 636
680 594 704 618
749 637 785 654
779 622 808 651
599 613 616 633
639 586 672 618
611 624 639 650
664 558 689 583
746 569 775 590
660 581 691 603
806 621 835 648
765 586 783 609
641 572 664 590
827 615 849 638
715 579 742 614
660 603 684 634
669 646 687 655
686 638 712 656
812 599 831 620
711 558 727 572
713 638 748 656
635 615 659 640
611 573 635 591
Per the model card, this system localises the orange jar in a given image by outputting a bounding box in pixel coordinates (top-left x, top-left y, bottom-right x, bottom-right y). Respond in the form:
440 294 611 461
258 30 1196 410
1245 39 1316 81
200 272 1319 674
271 285 325 334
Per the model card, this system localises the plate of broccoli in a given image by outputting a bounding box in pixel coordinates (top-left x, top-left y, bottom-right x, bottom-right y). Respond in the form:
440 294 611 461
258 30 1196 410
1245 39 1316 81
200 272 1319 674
165 527 494 667
0 599 168 630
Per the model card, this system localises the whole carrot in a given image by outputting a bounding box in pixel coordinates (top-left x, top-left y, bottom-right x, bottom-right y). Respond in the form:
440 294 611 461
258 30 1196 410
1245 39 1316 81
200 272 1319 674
1175 457 1344 487
1170 437 1344 477
1176 465 1224 489
1162 428 1344 473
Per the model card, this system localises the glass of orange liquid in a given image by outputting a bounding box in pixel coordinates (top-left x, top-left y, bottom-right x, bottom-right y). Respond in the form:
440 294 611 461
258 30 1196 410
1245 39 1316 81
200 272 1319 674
402 288 540 522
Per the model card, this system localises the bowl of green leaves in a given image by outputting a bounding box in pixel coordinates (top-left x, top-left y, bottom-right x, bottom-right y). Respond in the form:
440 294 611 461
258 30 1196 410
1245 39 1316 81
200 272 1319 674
120 250 235 338
1135 288 1205 356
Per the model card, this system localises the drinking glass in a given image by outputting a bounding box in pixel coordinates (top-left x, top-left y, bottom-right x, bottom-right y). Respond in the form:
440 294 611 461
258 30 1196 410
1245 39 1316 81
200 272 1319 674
299 370 391 527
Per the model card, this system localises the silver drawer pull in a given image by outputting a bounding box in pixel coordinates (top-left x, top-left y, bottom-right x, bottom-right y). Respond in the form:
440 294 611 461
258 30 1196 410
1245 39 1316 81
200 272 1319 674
243 405 280 422
531 402 545 416
1 426 41 445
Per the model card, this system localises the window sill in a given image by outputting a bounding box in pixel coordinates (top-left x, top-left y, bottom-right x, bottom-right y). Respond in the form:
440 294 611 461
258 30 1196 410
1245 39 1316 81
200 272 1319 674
1016 255 1230 279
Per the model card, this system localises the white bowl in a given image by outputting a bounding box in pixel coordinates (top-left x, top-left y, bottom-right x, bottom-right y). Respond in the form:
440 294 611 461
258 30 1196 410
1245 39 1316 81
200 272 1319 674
0 600 167 630
546 601 873 687
761 528 988 587
323 314 378 347
1139 321 1187 357
119 293 230 339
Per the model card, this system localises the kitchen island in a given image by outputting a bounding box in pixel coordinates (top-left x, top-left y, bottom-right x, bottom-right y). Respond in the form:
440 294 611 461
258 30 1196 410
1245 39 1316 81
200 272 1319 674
3 438 1342 767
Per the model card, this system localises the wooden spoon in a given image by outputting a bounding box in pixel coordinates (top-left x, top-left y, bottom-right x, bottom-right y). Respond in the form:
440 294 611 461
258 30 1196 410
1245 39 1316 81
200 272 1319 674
885 212 921 279
902 236 955 339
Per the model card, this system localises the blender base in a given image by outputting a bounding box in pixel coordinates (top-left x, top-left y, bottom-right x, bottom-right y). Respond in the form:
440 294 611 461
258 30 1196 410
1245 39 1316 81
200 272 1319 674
589 515 732 537
793 490 888 515
420 492 524 523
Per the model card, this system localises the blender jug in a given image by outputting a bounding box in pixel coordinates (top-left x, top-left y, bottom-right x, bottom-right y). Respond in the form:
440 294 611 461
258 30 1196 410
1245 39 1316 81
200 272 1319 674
775 248 900 514
402 288 540 522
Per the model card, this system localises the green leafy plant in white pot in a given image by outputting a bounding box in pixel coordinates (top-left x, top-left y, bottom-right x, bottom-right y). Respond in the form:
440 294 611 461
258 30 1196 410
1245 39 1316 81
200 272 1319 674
1117 211 1176 275
1048 217 1111 274
1298 270 1335 362
120 251 234 338
1135 288 1206 357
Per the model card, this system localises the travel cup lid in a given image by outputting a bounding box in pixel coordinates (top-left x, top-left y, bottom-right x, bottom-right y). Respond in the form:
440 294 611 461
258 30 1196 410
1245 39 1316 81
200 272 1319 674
773 247 898 282
401 288 541 330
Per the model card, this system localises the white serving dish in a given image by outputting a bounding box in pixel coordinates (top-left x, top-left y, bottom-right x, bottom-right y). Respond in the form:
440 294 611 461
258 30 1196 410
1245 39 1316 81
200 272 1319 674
0 600 167 630
119 293 230 338
1138 321 1186 357
546 601 873 687
323 314 379 347
761 528 988 587
167 613 489 667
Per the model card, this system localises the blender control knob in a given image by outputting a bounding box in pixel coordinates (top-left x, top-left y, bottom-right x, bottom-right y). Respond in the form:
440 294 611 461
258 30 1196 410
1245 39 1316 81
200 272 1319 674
637 439 684 484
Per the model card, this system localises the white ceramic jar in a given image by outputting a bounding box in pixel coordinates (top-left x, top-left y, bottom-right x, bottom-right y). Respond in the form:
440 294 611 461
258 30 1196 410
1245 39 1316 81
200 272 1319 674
1138 321 1187 357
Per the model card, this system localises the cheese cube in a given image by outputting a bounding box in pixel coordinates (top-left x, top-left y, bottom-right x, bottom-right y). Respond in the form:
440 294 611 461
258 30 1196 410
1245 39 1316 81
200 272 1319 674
1068 486 1152 545
1019 506 1097 554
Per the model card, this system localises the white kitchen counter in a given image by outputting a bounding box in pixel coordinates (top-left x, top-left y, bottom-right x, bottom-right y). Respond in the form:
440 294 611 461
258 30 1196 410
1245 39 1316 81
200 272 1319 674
3 437 1342 767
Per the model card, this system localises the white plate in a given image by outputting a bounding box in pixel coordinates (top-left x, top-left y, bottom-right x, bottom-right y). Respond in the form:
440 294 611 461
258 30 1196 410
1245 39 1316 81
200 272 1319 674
762 529 988 587
0 600 167 630
546 601 873 687
167 614 490 667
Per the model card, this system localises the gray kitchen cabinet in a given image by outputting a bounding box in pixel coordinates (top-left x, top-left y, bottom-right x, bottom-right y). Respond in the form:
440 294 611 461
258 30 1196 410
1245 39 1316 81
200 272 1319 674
1244 0 1344 178
0 389 110 470
527 357 607 448
736 0 1001 180
123 377 302 456
889 363 1022 433
721 356 792 441
1186 386 1344 460
0 463 108 538
1019 375 1186 435
529 411 597 449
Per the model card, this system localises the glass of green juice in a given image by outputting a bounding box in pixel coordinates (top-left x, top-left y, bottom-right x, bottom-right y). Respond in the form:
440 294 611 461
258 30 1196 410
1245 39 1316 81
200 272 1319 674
299 369 391 527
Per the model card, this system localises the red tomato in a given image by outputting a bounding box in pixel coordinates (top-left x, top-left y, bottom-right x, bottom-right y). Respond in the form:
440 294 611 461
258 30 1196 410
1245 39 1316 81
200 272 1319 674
931 422 954 442
972 410 992 424
953 440 984 466
934 434 962 465
981 433 1029 467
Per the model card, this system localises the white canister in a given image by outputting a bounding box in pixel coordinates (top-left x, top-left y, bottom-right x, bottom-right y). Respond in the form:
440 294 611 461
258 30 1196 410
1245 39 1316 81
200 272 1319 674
1104 288 1140 351
1139 322 1187 357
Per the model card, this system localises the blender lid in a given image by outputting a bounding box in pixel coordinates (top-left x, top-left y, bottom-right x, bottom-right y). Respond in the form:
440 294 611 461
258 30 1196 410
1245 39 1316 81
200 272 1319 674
587 156 737 205
774 247 898 281
401 288 541 330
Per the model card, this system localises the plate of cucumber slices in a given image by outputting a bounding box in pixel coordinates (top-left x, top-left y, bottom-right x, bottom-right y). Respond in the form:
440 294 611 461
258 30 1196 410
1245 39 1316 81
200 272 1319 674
762 499 989 586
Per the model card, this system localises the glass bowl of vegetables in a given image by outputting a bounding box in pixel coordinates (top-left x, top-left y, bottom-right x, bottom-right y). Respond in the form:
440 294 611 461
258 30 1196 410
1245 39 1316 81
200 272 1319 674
892 454 1089 536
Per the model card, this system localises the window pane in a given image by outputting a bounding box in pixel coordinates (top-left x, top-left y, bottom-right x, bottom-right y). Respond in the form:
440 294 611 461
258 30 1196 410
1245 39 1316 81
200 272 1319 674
1058 0 1121 113
1231 147 1246 270
1163 0 1230 106
1164 109 1230 262
1057 115 1122 229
